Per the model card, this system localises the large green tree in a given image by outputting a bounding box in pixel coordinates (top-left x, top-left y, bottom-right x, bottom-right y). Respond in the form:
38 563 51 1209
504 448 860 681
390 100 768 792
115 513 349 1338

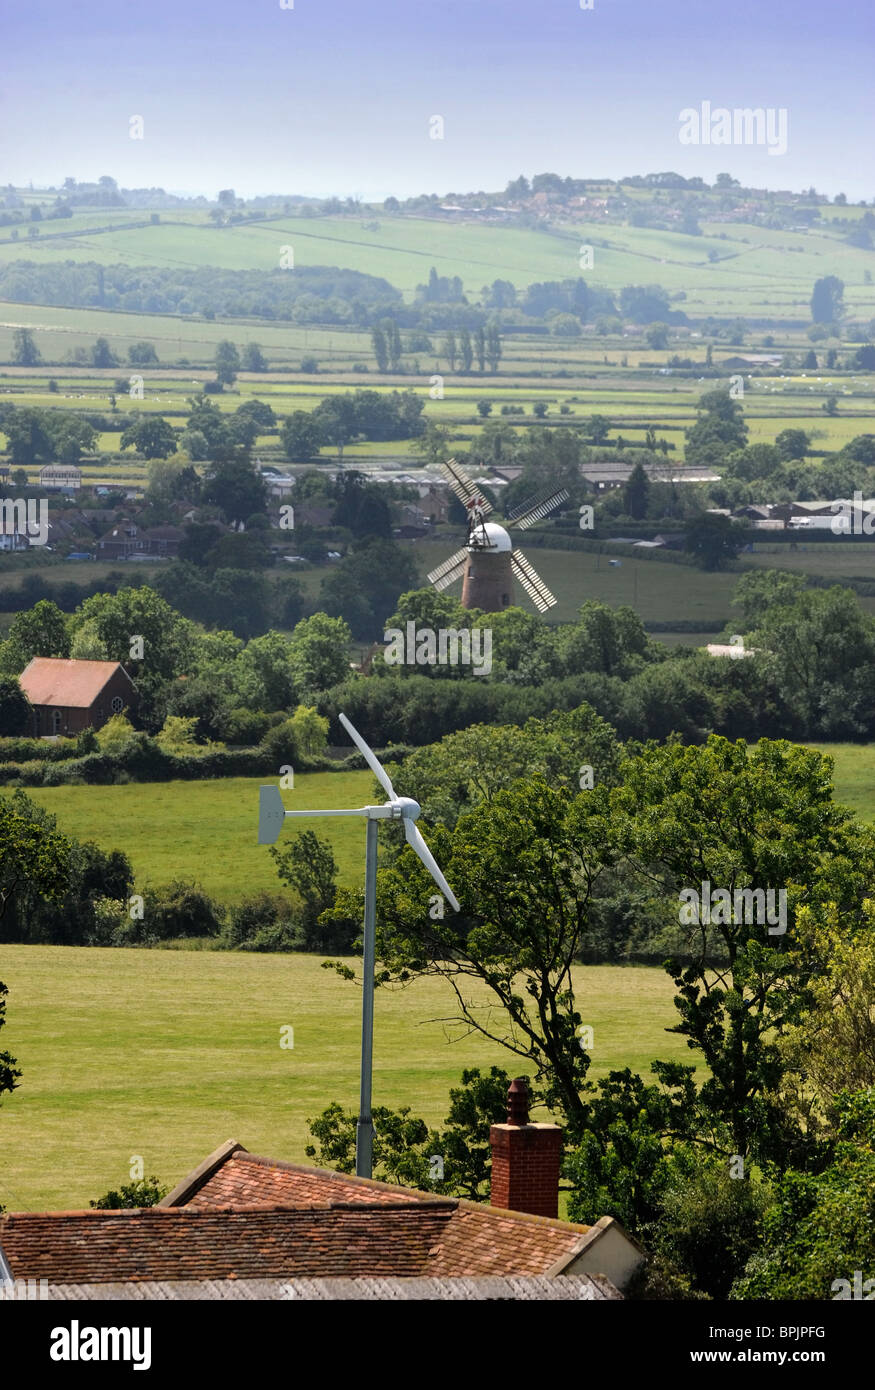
214 339 240 386
0 791 72 927
810 275 845 325
0 677 31 735
608 736 874 1162
287 612 352 694
0 600 70 675
121 416 177 459
201 456 267 523
374 778 614 1136
12 327 41 366
684 511 743 571
281 411 324 462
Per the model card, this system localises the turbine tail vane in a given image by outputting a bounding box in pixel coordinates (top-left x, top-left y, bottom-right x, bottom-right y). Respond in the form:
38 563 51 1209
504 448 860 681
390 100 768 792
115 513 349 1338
258 785 286 845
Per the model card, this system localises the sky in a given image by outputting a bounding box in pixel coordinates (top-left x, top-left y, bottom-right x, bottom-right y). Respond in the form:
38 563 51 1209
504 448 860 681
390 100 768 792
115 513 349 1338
2 0 873 201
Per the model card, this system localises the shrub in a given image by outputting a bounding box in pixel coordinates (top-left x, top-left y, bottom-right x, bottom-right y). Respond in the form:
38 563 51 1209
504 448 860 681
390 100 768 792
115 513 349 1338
141 881 225 940
652 1152 772 1300
222 891 297 951
96 712 137 753
221 706 271 745
90 1177 168 1209
259 718 300 770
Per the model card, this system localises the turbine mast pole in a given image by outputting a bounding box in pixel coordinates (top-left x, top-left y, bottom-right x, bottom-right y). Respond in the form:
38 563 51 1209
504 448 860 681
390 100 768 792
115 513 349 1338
355 815 379 1177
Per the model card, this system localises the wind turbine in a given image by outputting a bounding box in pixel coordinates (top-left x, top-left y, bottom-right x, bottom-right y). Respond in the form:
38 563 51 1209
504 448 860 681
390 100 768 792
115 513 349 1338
257 711 459 1179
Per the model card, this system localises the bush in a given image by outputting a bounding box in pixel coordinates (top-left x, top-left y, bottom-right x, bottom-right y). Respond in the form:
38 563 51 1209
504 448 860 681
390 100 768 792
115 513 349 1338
652 1153 772 1300
222 891 297 951
90 1177 168 1209
259 718 300 770
220 706 271 745
141 881 225 940
0 736 78 764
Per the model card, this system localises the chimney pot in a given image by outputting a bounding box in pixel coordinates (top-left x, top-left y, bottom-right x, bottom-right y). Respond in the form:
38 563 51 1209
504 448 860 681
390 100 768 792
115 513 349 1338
506 1077 530 1126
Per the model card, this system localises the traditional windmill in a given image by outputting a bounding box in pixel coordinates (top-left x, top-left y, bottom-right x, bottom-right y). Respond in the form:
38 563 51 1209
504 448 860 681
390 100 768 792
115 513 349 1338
426 458 569 612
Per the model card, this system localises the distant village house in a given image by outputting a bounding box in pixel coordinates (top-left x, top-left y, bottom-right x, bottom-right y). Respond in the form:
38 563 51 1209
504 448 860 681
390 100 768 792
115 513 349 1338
18 657 138 737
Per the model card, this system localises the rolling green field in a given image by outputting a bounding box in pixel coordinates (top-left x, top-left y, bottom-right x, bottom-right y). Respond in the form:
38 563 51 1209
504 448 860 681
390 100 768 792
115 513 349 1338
22 739 875 914
0 944 687 1210
28 771 375 902
2 211 874 320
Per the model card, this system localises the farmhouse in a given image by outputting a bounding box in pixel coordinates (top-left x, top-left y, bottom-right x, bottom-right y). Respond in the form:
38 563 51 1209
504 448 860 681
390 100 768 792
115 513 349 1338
18 657 137 736
0 1084 643 1297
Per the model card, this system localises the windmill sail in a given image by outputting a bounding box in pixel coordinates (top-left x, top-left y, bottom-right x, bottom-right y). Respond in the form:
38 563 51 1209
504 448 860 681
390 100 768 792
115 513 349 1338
438 458 493 518
507 487 570 531
427 546 469 591
511 548 558 612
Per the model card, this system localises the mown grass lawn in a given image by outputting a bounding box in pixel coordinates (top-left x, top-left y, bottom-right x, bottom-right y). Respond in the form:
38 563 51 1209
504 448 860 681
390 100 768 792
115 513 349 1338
0 945 687 1211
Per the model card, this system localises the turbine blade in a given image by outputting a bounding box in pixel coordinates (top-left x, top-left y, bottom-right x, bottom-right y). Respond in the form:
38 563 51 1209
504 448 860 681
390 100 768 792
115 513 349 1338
258 785 286 845
511 548 558 612
404 819 460 912
427 546 469 589
439 458 493 518
508 488 570 531
339 711 396 800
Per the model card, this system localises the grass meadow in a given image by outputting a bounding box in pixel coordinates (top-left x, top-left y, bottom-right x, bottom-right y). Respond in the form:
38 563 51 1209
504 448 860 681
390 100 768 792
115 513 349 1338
22 742 875 910
28 770 376 902
0 944 688 1211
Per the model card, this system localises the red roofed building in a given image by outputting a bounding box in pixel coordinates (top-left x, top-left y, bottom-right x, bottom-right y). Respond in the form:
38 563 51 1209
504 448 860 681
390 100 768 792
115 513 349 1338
0 1083 644 1296
18 657 138 737
0 1145 640 1292
159 1140 641 1285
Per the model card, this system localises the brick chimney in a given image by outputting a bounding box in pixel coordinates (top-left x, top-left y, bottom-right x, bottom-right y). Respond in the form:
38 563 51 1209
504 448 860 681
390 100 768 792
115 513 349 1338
489 1078 562 1219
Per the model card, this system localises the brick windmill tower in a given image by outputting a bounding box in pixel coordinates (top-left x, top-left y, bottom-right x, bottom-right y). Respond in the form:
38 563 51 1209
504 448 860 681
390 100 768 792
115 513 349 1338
427 458 568 613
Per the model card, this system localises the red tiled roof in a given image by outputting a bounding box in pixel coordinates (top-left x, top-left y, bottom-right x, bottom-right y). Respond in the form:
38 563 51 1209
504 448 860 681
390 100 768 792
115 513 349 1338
161 1144 590 1277
0 1205 457 1284
183 1153 427 1210
428 1203 586 1277
0 1142 634 1286
18 658 132 709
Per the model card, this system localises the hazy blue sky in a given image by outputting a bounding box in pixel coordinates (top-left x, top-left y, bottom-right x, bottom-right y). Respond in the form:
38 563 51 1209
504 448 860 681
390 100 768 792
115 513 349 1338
3 0 872 199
